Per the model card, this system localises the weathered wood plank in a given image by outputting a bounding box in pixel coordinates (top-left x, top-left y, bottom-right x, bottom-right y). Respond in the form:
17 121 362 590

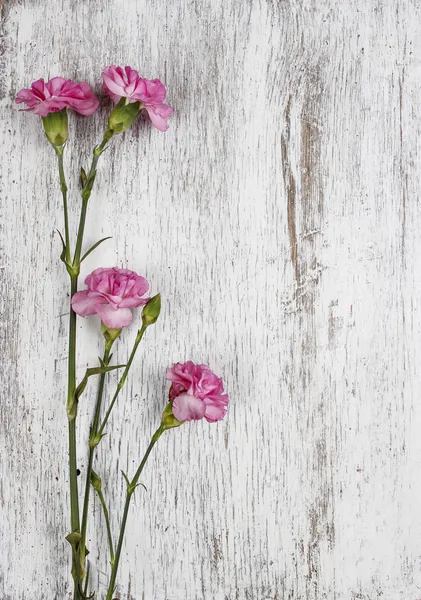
1 1 421 598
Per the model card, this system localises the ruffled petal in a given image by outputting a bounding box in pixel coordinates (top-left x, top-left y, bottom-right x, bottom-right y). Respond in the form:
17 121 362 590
143 103 174 132
172 393 206 422
71 291 103 316
203 401 228 423
96 304 133 328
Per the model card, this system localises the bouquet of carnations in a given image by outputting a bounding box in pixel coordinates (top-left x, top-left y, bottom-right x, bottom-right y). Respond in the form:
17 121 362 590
16 65 229 600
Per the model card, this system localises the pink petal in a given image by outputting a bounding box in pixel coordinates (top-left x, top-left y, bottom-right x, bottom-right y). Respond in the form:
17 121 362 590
118 296 149 308
172 393 206 422
143 104 173 132
102 71 126 102
143 79 167 103
96 304 133 328
46 77 68 96
71 291 103 316
204 402 228 423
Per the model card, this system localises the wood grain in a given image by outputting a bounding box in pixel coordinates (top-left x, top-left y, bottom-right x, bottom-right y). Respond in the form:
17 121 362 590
1 1 421 598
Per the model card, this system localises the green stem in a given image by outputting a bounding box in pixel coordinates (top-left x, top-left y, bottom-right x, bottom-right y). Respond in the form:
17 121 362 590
68 276 81 600
83 561 90 597
55 146 71 263
68 275 80 534
97 325 147 437
105 426 164 600
73 132 113 267
95 486 115 567
80 342 113 554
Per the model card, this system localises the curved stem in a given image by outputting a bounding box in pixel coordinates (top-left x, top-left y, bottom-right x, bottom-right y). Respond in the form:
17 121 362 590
98 325 147 438
105 426 164 600
94 486 115 567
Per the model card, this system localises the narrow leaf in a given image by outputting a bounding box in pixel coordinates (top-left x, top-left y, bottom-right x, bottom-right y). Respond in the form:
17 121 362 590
78 582 95 600
57 229 66 263
74 364 125 405
80 167 88 187
121 470 131 488
81 237 112 263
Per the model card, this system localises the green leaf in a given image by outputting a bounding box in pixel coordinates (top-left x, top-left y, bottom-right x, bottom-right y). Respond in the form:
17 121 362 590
75 364 125 404
121 470 131 488
80 167 87 187
57 229 67 263
78 583 95 600
80 237 112 263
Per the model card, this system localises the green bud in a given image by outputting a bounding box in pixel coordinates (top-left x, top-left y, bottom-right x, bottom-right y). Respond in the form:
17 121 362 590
42 109 68 147
107 98 142 134
90 470 102 492
101 323 122 345
142 293 161 327
161 402 183 430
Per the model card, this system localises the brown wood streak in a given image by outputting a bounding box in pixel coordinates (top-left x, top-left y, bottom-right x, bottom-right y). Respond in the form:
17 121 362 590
281 96 299 287
295 63 333 595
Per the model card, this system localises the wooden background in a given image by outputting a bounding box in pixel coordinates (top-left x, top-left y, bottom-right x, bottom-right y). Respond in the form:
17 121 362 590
1 1 421 599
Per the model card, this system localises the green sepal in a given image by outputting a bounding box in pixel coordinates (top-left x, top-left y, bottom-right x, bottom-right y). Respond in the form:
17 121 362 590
108 97 142 134
42 109 68 147
101 323 122 345
161 402 183 430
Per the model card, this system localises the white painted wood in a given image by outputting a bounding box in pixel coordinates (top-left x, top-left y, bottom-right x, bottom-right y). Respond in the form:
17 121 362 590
1 0 421 598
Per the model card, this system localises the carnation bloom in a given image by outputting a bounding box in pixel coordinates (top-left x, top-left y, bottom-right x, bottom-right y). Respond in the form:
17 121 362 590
166 361 229 423
102 65 173 131
15 77 99 117
72 268 149 329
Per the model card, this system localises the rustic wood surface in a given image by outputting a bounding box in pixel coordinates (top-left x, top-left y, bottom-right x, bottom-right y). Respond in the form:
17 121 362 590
1 1 421 599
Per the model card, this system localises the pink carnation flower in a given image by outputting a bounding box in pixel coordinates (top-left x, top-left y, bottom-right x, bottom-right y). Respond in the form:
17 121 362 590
15 77 99 117
102 65 173 131
166 361 229 423
72 267 149 329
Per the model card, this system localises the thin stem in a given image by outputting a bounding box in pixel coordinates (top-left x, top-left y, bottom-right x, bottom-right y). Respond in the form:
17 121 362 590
55 147 71 263
73 132 113 267
68 275 81 600
95 486 115 567
97 325 147 437
105 426 164 600
83 561 91 597
68 275 80 534
80 342 113 553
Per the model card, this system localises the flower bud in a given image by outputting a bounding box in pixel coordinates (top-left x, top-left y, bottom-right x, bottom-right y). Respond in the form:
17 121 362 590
107 98 142 134
42 108 68 147
142 294 161 327
90 470 102 492
161 402 183 430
